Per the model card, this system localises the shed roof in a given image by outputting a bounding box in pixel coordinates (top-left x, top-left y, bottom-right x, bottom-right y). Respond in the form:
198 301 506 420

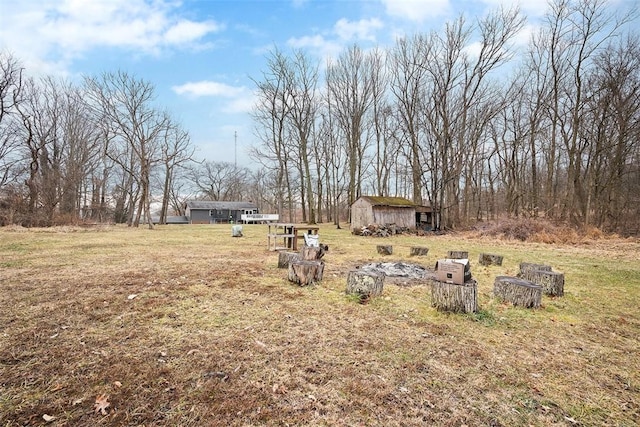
185 200 257 210
357 196 416 207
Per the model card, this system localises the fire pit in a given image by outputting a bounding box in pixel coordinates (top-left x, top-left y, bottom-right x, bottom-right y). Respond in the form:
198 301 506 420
356 261 435 285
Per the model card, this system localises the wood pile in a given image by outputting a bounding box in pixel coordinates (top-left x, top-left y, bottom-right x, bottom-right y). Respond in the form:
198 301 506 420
353 223 410 237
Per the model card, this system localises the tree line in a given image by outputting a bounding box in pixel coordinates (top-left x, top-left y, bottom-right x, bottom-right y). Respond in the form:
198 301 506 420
1 0 639 234
0 61 275 227
251 0 640 234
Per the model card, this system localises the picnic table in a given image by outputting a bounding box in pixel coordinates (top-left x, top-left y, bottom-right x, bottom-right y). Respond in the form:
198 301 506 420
267 223 319 251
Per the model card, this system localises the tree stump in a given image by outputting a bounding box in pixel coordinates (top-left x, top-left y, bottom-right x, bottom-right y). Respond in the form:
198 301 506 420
288 260 324 286
478 253 503 266
409 246 429 257
518 262 552 276
377 245 393 255
300 245 325 261
525 270 564 297
493 276 542 308
429 279 478 313
346 271 385 301
278 251 299 269
447 250 469 259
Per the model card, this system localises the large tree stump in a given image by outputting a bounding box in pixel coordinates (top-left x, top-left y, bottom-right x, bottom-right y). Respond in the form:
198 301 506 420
524 270 564 297
478 253 503 266
409 246 429 257
494 276 542 308
447 250 469 259
300 245 325 261
518 262 552 276
346 271 385 301
377 245 393 255
278 251 300 269
288 260 324 286
430 279 478 313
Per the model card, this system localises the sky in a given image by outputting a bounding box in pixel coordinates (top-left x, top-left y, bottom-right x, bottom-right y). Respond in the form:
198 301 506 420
0 0 633 167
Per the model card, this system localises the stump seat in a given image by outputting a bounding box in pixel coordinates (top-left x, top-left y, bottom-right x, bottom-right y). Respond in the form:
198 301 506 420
409 246 429 257
429 279 478 313
377 245 393 256
494 276 542 308
288 260 324 286
478 253 503 266
346 270 385 300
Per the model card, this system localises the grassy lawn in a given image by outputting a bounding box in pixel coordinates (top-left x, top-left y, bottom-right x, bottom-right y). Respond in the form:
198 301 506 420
0 224 638 426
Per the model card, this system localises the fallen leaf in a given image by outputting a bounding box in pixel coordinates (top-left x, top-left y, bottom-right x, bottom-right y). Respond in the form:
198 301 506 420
114 381 122 388
72 398 84 406
94 394 110 416
42 414 55 422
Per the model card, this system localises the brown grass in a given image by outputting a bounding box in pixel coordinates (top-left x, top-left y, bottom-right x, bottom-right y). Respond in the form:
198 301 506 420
0 224 638 426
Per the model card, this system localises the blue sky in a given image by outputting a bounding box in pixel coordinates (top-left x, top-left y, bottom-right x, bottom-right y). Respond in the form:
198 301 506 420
0 0 629 167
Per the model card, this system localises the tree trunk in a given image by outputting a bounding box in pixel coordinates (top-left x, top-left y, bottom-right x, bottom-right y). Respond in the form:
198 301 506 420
447 250 468 259
523 270 564 297
478 253 503 266
346 270 385 301
518 262 552 276
300 246 325 260
409 246 429 257
287 260 324 286
278 251 299 269
493 276 542 308
377 245 393 255
429 279 478 313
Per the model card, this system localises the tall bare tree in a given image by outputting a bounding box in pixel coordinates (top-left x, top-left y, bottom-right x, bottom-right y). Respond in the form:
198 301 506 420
85 71 168 228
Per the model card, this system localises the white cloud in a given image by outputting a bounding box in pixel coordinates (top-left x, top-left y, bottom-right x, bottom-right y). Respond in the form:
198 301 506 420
172 81 245 98
287 35 343 60
164 20 222 45
0 0 222 75
334 18 384 41
380 0 451 22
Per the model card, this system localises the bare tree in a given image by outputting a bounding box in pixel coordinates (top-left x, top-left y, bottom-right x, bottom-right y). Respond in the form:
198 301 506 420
251 48 296 222
190 160 250 201
157 120 193 224
85 71 168 228
325 44 377 217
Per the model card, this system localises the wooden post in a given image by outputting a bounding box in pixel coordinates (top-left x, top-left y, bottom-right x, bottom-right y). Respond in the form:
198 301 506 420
447 250 468 259
478 253 503 266
409 246 429 257
525 270 564 297
288 260 324 286
377 245 393 255
278 251 299 269
493 276 542 308
346 271 385 301
429 279 478 313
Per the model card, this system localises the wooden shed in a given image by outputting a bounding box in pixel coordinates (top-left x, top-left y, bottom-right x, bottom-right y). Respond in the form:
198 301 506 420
350 196 417 231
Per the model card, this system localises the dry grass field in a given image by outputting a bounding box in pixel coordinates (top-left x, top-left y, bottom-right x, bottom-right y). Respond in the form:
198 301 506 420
0 223 638 426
